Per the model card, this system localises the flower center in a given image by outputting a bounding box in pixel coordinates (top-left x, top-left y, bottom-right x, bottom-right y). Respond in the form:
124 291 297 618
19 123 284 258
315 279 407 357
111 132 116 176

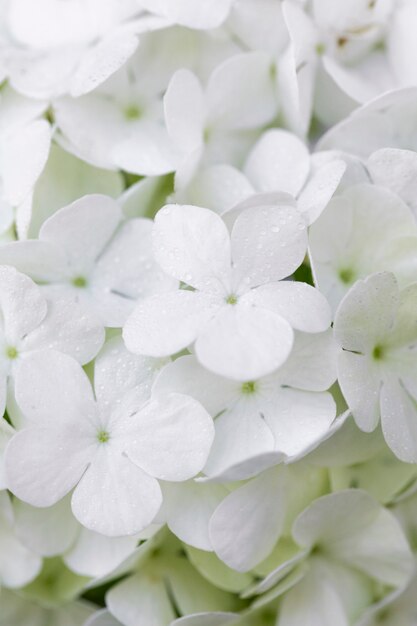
5 346 18 359
97 430 110 444
372 344 384 361
226 294 238 305
124 104 142 120
339 268 355 284
72 276 87 288
241 381 257 394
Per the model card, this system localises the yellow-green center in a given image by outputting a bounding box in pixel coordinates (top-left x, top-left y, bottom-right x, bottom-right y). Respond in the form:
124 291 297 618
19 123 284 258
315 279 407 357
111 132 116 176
97 430 110 443
72 276 87 288
339 268 355 284
226 294 238 305
372 344 384 361
241 381 257 394
6 346 18 359
124 104 142 120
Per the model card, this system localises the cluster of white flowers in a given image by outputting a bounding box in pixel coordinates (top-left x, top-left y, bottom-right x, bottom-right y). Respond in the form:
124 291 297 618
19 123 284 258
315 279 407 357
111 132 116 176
1 1 417 624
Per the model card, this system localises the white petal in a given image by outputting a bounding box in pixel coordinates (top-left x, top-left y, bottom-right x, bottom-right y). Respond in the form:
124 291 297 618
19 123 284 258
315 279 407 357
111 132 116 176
71 449 162 536
70 30 139 97
337 351 381 432
334 272 399 353
14 496 79 557
231 205 307 289
112 123 179 176
153 355 238 417
107 573 175 626
39 194 121 275
195 303 294 381
95 336 165 408
14 350 97 426
21 288 104 364
126 392 214 481
297 159 346 225
153 204 232 294
85 610 124 626
247 282 331 333
0 119 51 206
203 403 275 477
64 527 138 578
380 377 417 463
0 240 69 282
367 148 417 213
0 419 14 489
263 389 336 457
293 489 414 586
5 426 93 507
91 218 177 327
123 290 219 357
162 481 226 550
209 469 286 571
207 52 277 130
0 265 47 344
166 0 233 29
185 165 254 216
279 330 338 391
279 565 349 626
164 69 205 153
244 129 310 196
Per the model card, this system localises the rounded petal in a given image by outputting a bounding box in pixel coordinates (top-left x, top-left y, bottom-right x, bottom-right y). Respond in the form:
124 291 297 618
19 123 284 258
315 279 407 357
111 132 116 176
209 469 286 571
39 194 121 275
207 52 277 130
231 205 307 289
126 392 214 482
337 351 381 432
164 69 205 153
14 350 97 427
247 282 331 332
244 129 310 196
71 450 162 536
123 290 219 357
367 148 417 212
21 287 105 364
185 165 254 216
334 272 399 353
5 426 93 507
262 389 336 457
380 377 417 463
297 159 346 225
0 240 69 282
91 218 177 327
0 265 47 344
153 204 232 293
280 329 338 391
195 304 294 381
107 573 175 626
112 123 179 176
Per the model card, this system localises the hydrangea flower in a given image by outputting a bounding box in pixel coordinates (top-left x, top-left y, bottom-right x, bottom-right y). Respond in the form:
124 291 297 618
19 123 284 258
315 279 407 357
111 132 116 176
5 348 214 535
124 203 331 380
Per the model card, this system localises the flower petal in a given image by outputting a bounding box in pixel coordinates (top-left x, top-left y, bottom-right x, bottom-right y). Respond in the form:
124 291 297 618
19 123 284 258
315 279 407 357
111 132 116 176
195 303 294 381
380 377 417 463
231 205 307 289
164 69 205 153
125 392 214 482
123 290 219 357
209 469 286 571
71 450 162 536
153 204 232 293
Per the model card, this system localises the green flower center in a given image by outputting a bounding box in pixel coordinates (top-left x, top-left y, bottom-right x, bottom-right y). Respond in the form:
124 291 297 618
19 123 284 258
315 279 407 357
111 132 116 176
72 276 87 288
124 104 142 120
97 430 110 444
6 346 18 359
226 294 238 305
339 268 355 284
372 344 384 361
241 381 257 394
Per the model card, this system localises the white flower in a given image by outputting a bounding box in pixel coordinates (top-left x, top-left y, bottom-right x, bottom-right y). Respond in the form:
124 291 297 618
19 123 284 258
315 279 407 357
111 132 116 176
309 183 417 310
334 271 417 462
124 203 331 380
274 490 414 626
163 53 278 188
0 264 103 420
0 194 176 327
5 347 214 536
154 329 337 477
